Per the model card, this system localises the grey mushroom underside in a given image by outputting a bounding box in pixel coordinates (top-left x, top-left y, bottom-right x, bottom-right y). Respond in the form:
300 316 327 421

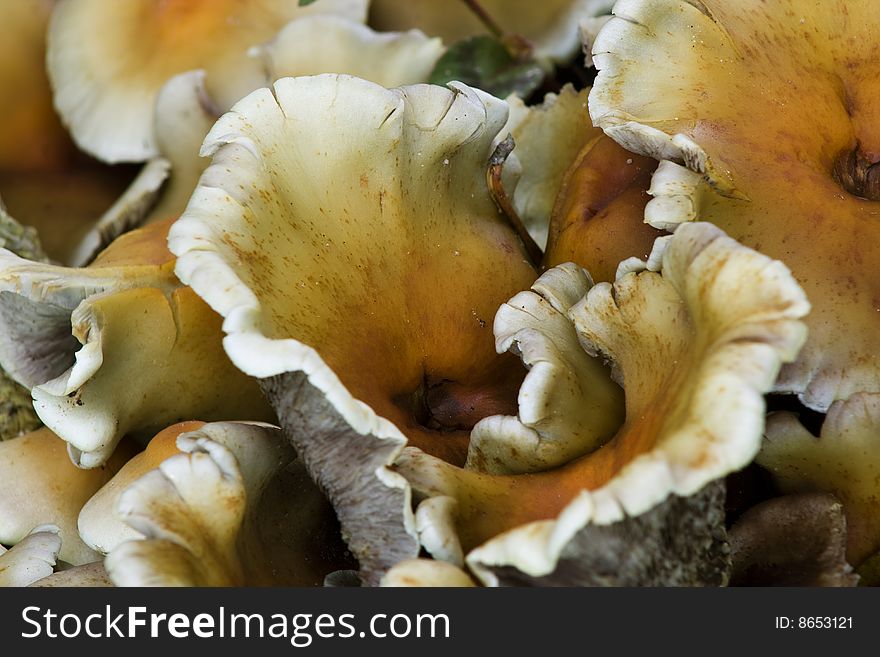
261 372 419 587
486 481 730 587
0 207 49 439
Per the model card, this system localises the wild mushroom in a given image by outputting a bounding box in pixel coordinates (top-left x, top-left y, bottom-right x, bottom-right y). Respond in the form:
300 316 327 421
758 392 880 566
255 14 444 87
0 219 274 467
77 421 204 554
0 428 136 565
369 0 614 64
28 561 112 587
0 526 61 587
47 0 369 163
105 422 351 586
397 222 809 585
70 17 448 265
589 0 880 410
499 85 661 279
0 205 46 440
169 75 540 582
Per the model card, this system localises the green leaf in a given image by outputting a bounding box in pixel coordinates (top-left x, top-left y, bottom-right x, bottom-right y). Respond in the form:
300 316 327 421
298 0 319 5
428 35 546 99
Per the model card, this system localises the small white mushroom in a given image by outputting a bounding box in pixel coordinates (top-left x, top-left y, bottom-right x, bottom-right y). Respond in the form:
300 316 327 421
0 525 61 587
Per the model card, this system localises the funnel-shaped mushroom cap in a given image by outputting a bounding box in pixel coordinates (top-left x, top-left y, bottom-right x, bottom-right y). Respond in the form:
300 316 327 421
0 428 135 565
398 222 809 585
590 0 880 411
105 422 348 586
170 75 538 581
0 220 274 467
467 263 624 474
78 421 204 554
258 15 444 87
758 392 880 565
369 0 614 63
0 525 60 587
0 0 73 172
47 0 369 163
380 559 476 587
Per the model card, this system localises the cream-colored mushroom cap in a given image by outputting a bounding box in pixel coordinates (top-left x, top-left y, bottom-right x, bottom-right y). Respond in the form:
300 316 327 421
590 0 880 411
0 220 274 467
380 559 476 587
170 74 538 581
398 223 809 585
0 428 135 565
257 14 444 88
0 0 73 172
105 422 348 586
78 421 203 555
47 0 369 163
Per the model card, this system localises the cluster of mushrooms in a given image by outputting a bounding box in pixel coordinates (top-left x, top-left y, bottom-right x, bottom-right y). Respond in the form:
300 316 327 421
0 0 877 588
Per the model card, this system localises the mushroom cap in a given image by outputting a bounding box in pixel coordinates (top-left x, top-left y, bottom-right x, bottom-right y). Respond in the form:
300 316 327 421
0 0 74 172
0 428 135 565
0 525 61 587
543 131 663 283
589 0 880 411
501 86 600 250
105 422 348 586
258 14 444 88
78 421 204 554
369 0 614 63
758 392 880 565
398 222 809 584
47 0 369 163
0 219 274 467
380 559 476 587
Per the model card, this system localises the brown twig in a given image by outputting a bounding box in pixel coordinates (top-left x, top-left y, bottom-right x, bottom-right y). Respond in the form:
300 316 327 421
487 135 543 267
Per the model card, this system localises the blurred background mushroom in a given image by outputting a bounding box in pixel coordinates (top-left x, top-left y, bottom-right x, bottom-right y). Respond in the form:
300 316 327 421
758 392 880 569
589 0 880 413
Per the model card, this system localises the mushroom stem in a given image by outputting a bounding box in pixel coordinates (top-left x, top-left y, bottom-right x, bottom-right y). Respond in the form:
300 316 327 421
488 135 543 267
